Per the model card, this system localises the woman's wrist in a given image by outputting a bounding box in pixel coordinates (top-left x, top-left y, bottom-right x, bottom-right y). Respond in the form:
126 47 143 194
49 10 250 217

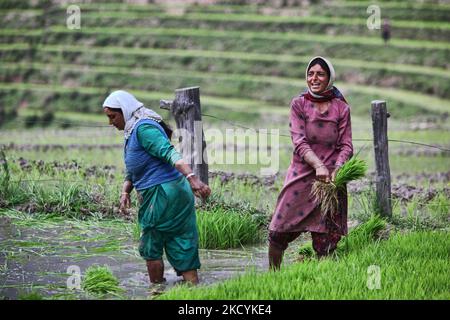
186 172 196 180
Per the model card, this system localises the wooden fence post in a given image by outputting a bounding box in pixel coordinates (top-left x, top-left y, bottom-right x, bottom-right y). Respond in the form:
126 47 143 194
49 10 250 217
160 86 208 185
371 100 392 217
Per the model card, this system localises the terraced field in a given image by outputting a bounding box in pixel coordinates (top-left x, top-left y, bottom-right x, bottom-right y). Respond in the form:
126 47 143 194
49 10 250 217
0 1 449 121
0 0 449 301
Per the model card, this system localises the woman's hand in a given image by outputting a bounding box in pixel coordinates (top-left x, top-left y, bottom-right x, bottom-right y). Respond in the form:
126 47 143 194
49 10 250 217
330 166 341 182
315 165 330 183
188 176 211 200
119 192 131 215
120 180 133 215
173 160 211 200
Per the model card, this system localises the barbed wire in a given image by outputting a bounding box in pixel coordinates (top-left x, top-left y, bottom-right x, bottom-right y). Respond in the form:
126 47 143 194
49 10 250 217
3 178 449 209
201 114 450 152
1 149 448 205
353 138 450 152
201 113 292 137
2 113 449 152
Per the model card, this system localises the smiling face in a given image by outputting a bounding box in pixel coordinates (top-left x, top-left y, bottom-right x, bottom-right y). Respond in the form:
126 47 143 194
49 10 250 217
104 107 125 130
307 63 330 94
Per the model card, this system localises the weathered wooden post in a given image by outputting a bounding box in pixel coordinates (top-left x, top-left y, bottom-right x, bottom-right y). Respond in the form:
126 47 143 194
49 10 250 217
371 100 392 217
160 86 208 185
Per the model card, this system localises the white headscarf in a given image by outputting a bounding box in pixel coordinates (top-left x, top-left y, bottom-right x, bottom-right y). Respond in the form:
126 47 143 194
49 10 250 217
102 90 163 139
305 56 336 98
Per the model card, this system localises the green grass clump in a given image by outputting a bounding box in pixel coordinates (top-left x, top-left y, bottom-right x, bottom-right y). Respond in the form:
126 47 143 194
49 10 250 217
311 157 368 217
197 205 263 249
81 265 124 297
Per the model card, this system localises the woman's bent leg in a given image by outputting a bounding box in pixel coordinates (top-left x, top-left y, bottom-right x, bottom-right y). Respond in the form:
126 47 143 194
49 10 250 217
268 243 284 270
268 230 301 270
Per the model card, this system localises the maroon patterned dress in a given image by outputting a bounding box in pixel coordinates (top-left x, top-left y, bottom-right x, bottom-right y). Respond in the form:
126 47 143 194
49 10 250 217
269 95 353 255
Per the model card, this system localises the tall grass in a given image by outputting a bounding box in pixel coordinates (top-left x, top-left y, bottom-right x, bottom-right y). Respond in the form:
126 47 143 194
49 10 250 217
0 150 30 206
159 230 450 300
0 159 118 218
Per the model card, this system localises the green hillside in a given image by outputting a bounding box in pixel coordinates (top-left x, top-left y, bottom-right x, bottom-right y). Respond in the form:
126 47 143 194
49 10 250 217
0 0 449 127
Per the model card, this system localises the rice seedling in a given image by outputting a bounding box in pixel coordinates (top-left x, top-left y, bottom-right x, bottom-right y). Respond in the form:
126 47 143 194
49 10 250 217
297 242 314 258
311 157 368 219
18 289 44 300
334 157 369 188
336 214 387 254
81 265 124 297
389 195 450 231
297 214 387 258
196 206 262 249
159 230 450 300
123 218 141 242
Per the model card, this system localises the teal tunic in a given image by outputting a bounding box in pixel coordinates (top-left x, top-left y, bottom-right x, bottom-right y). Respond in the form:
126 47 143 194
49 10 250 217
124 120 181 187
133 124 200 274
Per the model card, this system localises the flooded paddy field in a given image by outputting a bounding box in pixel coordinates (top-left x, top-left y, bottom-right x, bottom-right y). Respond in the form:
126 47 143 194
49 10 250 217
0 210 302 300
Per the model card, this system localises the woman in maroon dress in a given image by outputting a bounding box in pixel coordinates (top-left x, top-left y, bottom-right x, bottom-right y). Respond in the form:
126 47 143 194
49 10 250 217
268 56 353 269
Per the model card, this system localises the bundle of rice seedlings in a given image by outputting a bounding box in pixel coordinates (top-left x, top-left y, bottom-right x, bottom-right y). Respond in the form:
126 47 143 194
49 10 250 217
311 157 368 218
82 265 124 296
333 157 368 187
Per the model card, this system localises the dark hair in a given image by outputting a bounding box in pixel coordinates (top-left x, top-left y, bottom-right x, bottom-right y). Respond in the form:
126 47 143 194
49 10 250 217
107 107 123 114
307 58 330 79
106 107 173 140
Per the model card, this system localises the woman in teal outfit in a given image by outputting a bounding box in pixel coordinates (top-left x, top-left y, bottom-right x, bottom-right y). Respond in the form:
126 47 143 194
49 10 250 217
103 90 211 285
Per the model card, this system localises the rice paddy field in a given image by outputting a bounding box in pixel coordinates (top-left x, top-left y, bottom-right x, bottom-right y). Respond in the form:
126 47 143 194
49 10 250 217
0 0 449 301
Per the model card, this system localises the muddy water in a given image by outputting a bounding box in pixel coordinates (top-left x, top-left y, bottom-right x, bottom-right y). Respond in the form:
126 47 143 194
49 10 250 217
0 215 299 299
